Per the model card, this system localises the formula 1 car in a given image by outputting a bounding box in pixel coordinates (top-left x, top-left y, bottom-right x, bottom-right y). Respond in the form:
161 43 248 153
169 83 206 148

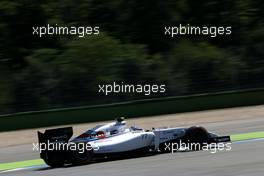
38 117 230 167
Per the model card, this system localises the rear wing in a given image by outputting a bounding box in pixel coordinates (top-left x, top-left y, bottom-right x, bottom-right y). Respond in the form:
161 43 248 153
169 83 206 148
38 127 73 144
37 127 73 159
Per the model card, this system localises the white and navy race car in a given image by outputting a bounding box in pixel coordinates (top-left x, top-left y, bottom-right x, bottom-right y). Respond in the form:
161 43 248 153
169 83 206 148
38 117 230 167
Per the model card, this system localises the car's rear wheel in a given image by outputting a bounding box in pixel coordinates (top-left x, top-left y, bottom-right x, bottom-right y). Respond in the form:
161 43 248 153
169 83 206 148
43 151 65 168
70 143 93 165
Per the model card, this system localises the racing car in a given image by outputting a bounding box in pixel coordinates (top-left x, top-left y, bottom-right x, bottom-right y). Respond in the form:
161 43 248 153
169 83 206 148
37 117 230 167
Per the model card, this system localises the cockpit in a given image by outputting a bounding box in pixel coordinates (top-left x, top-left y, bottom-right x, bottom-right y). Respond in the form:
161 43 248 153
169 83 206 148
75 117 133 140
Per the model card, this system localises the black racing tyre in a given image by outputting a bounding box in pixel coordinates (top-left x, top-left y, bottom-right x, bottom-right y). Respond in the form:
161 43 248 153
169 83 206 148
70 143 93 165
43 152 65 168
184 126 209 150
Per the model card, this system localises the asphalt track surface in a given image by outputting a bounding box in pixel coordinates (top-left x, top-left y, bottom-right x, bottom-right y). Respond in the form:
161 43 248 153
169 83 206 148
1 106 264 176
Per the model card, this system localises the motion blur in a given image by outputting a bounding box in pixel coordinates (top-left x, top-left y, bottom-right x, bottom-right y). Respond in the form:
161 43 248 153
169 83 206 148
0 0 263 114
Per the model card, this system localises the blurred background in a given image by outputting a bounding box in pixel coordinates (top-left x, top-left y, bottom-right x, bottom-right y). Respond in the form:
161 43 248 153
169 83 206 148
0 0 264 114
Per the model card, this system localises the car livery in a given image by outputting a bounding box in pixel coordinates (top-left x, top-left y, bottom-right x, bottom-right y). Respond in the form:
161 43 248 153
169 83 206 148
38 117 230 167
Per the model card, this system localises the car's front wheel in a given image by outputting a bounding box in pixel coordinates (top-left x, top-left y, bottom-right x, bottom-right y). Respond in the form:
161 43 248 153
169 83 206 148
184 126 209 150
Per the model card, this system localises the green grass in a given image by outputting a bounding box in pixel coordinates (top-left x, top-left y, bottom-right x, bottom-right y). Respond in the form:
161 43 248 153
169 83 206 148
230 131 264 142
0 159 44 171
0 131 264 171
